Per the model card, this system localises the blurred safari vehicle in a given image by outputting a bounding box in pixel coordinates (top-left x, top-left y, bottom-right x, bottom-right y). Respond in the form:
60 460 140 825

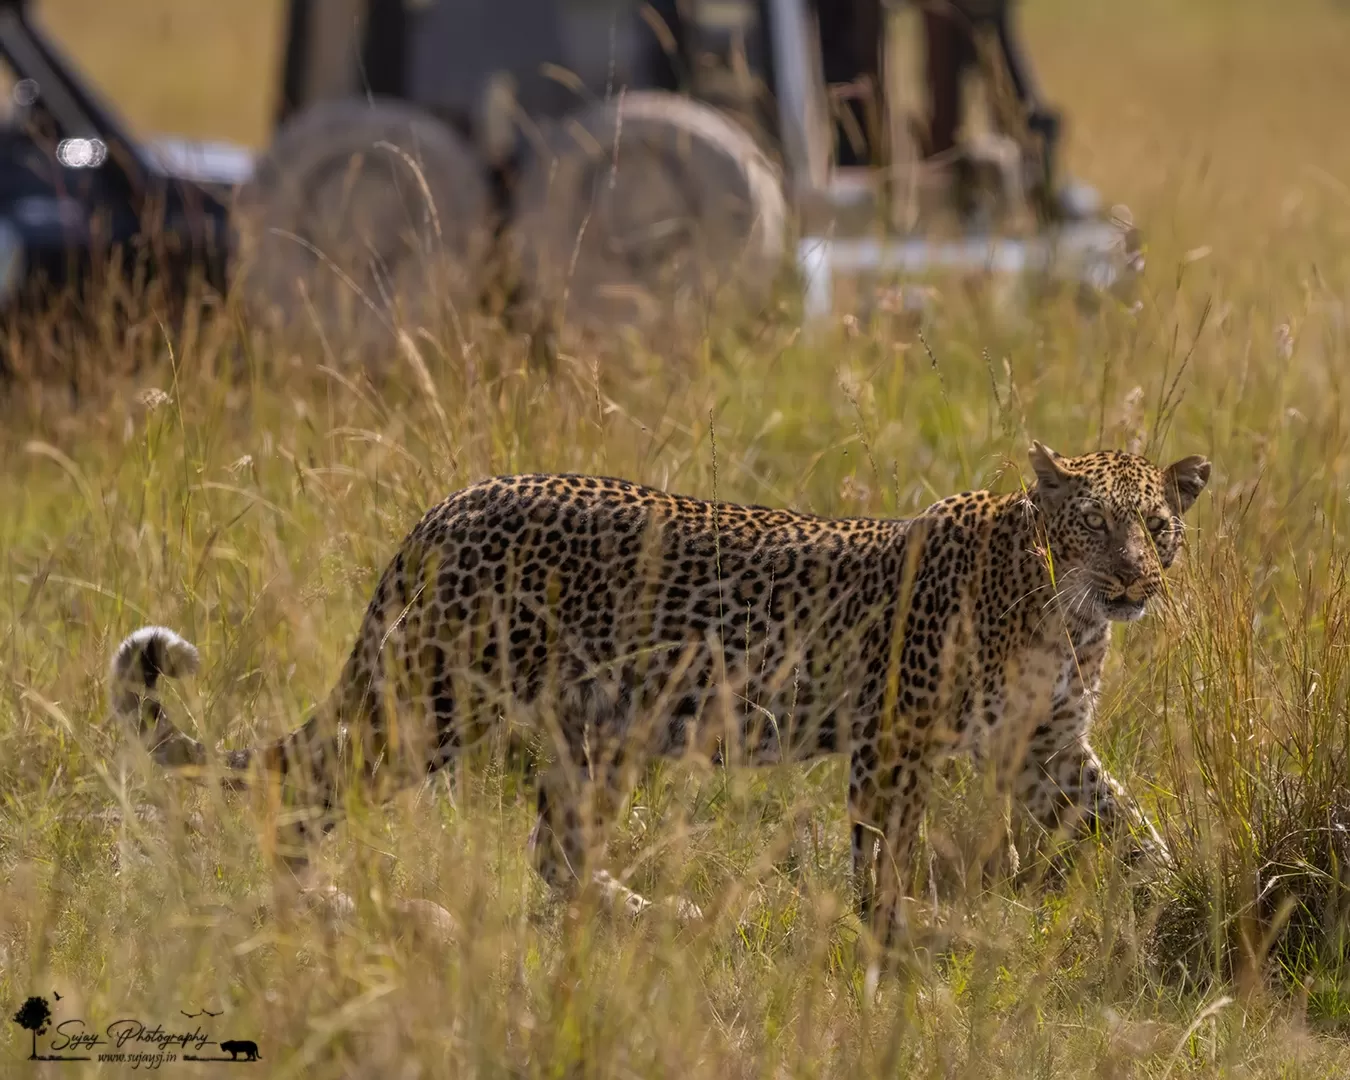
0 0 1143 354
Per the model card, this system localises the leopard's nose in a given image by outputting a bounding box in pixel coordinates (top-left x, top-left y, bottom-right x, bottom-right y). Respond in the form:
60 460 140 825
1114 550 1152 589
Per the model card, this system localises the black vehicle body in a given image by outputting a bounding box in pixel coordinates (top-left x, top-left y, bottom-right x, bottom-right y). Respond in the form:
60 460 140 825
0 0 238 319
275 0 729 137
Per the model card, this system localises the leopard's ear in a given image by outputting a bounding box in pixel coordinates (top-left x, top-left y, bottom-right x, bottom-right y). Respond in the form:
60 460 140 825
1028 441 1072 494
1164 455 1211 514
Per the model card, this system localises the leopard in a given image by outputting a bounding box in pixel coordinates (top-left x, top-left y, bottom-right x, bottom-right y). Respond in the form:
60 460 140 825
108 441 1210 939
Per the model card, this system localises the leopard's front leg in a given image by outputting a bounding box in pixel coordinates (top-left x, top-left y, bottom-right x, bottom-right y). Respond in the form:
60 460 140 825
1012 677 1169 871
1017 729 1167 859
849 735 936 946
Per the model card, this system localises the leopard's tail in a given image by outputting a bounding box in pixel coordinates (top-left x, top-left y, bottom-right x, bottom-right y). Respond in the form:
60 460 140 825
109 626 256 784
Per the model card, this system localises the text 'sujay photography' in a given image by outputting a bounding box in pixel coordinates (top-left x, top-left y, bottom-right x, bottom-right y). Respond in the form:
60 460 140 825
2 0 1349 1075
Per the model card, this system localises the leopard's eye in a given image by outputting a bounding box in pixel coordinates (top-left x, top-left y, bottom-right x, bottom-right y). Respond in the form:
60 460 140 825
1146 515 1169 534
1082 509 1107 532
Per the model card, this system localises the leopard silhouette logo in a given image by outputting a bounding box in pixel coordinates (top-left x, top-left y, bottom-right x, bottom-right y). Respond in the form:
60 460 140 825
219 1039 260 1062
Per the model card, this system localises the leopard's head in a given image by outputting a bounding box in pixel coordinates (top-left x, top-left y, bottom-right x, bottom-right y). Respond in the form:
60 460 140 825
1028 442 1210 623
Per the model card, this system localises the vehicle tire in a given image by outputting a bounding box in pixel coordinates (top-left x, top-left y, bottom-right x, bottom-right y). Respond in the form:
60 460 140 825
232 98 492 357
511 91 787 345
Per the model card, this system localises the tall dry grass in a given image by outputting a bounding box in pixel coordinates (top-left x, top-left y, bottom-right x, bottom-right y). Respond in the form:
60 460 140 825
3 0 1350 1075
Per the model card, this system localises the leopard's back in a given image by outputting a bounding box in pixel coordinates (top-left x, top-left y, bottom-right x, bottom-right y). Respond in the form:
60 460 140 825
338 474 912 764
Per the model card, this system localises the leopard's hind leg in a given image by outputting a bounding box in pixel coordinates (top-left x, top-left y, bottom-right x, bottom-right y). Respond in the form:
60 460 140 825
525 679 702 924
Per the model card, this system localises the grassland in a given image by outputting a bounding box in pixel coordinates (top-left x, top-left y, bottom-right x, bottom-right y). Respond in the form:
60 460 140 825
4 0 1350 1075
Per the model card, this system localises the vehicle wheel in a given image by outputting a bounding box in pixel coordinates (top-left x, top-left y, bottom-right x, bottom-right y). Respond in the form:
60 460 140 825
232 98 492 356
511 91 787 345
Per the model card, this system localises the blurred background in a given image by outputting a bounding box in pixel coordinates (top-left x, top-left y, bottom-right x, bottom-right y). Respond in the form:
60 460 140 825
32 0 1350 263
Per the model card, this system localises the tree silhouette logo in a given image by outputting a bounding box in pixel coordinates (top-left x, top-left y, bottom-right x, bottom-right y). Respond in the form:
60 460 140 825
10 995 91 1062
11 991 260 1064
12 996 52 1060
